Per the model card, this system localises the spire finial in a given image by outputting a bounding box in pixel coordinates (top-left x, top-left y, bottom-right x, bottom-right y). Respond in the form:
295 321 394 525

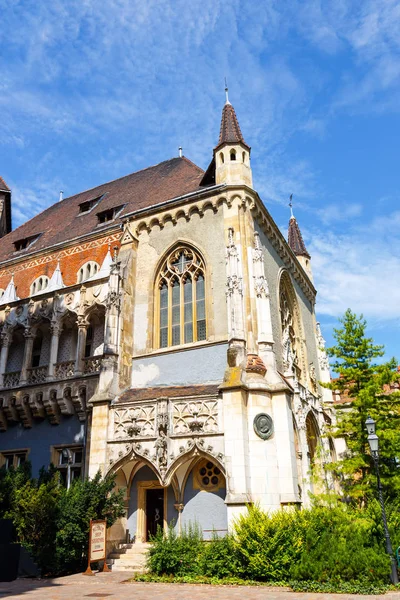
289 193 294 219
224 77 230 105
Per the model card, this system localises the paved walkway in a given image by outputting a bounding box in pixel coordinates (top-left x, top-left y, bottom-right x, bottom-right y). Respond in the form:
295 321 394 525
1 572 400 600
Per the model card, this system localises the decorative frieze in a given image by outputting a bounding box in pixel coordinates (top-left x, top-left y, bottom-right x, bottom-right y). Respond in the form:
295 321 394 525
172 399 219 434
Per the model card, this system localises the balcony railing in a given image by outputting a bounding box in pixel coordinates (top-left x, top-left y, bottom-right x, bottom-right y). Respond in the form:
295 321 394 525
54 360 75 380
3 371 21 388
83 355 102 374
27 365 48 384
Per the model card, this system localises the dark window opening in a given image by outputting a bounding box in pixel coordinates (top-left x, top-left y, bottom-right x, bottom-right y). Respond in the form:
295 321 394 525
14 234 41 252
97 205 125 224
85 326 93 358
79 197 101 214
31 336 42 368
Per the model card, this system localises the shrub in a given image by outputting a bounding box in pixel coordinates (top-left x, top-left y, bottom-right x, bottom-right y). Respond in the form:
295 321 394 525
199 533 239 578
0 467 124 576
147 522 203 576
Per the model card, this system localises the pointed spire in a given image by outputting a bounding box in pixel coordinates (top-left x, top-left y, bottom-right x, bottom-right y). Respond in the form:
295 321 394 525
217 103 249 148
288 216 310 259
215 87 249 150
1 276 20 305
224 77 230 105
47 261 65 292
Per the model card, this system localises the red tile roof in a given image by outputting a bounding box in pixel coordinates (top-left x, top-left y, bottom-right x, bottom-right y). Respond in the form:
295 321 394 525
0 157 206 262
117 384 220 403
0 177 10 192
216 102 249 150
288 216 310 259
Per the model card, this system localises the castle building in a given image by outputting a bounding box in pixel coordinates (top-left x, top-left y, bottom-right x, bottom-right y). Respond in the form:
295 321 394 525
0 94 335 548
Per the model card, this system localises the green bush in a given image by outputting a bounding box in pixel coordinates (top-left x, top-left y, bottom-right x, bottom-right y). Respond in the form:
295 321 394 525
147 503 400 585
55 471 125 574
199 533 239 578
0 465 124 576
147 522 203 576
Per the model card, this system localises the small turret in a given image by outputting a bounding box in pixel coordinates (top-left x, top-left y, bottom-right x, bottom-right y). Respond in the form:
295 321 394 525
287 198 312 280
212 85 253 188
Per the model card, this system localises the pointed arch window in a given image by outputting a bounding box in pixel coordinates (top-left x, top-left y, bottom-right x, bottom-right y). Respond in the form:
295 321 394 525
156 246 207 348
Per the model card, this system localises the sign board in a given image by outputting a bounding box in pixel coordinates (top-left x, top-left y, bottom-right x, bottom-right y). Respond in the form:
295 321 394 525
90 520 107 562
83 519 110 575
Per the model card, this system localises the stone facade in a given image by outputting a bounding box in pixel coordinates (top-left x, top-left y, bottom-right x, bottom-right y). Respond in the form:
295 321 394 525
0 95 337 547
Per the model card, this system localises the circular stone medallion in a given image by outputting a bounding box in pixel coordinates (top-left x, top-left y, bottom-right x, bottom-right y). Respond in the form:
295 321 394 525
254 413 274 440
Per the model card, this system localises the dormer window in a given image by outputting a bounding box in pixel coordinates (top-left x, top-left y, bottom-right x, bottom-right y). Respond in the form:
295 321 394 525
14 234 41 252
97 205 125 224
79 197 101 214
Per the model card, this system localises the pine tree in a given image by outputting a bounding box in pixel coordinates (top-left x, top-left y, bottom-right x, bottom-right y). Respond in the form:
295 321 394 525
325 309 400 503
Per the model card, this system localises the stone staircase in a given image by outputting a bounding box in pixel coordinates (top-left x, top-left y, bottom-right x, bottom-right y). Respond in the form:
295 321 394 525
108 542 150 573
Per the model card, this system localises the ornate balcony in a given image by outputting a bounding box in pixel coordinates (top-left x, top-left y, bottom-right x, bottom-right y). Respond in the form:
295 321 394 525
27 366 48 385
83 355 102 374
3 371 21 388
54 360 75 380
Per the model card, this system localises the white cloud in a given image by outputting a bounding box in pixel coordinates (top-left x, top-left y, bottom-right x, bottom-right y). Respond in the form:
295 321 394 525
310 215 400 322
317 203 363 225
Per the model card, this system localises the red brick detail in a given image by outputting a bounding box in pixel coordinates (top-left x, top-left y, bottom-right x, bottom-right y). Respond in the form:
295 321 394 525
0 235 121 298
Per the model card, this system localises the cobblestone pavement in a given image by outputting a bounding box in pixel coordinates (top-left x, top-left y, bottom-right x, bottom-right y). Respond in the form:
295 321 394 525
1 573 400 600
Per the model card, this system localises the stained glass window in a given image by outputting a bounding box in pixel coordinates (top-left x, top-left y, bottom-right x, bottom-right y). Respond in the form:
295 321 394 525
157 246 207 348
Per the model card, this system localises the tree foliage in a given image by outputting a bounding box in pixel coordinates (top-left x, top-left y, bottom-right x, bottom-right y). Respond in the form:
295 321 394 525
0 464 124 576
324 309 400 502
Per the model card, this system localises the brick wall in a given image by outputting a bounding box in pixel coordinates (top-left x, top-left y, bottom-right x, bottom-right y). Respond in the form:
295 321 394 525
0 234 121 299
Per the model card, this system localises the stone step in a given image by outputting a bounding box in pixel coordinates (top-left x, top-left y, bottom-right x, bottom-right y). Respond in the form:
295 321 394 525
109 557 147 565
111 565 148 572
108 542 150 573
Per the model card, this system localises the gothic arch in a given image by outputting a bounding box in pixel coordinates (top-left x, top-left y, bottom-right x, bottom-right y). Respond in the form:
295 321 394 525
305 410 321 465
153 241 209 349
277 268 307 378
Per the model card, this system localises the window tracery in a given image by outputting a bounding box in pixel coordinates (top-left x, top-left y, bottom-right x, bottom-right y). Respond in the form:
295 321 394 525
156 246 206 348
280 288 299 373
194 459 224 491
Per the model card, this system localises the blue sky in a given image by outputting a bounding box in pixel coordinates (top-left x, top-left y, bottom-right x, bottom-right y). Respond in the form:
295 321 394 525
1 0 400 361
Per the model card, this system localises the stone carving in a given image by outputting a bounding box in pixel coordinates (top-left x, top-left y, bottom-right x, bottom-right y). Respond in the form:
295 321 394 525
105 290 122 312
309 362 317 389
83 356 102 374
27 366 48 385
226 274 243 297
3 371 21 388
172 400 218 434
127 416 141 437
245 353 267 376
114 405 156 439
156 397 169 435
254 413 274 440
252 233 269 298
254 276 269 298
316 322 330 372
155 430 168 467
54 360 75 379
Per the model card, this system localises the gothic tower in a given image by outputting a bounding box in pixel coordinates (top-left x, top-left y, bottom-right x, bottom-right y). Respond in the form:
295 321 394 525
214 90 253 188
